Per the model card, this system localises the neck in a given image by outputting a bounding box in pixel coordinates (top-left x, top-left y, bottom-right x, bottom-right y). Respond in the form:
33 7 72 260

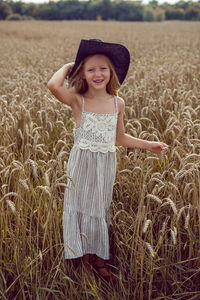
85 88 109 99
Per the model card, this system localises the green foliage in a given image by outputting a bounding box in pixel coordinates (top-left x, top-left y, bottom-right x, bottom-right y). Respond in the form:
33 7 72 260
143 7 155 22
165 7 185 20
0 1 12 19
6 13 23 20
1 0 200 22
185 7 200 20
143 6 165 22
93 0 114 21
9 0 24 15
154 8 165 21
114 2 143 21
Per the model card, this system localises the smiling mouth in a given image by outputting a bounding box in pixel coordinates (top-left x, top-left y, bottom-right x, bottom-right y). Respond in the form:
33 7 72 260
93 79 104 84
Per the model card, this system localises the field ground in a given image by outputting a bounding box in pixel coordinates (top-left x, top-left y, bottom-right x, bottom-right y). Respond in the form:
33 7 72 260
0 21 200 299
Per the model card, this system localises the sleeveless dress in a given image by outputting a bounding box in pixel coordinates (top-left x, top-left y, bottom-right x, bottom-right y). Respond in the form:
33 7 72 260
63 96 118 260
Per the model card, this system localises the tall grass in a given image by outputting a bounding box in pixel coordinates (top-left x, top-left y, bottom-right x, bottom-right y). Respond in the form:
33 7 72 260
0 21 200 299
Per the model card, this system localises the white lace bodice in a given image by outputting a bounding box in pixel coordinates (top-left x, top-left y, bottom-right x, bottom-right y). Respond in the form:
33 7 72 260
73 96 118 153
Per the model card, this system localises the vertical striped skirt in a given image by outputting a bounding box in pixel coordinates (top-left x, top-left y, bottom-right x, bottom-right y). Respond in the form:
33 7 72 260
63 145 116 260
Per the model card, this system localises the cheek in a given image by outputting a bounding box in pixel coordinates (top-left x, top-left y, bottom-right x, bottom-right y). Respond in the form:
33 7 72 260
84 74 93 84
107 70 111 79
86 74 93 81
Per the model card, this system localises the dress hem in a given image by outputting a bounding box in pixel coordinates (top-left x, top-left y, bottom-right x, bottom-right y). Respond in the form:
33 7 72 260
64 252 110 260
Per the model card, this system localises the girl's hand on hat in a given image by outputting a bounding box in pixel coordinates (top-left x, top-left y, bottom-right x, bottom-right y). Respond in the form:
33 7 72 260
147 141 168 155
63 62 74 79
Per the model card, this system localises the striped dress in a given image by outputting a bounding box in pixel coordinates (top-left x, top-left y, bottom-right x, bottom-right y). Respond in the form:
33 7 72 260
63 96 118 260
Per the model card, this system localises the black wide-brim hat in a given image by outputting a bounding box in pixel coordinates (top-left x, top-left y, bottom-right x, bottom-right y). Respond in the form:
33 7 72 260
69 39 130 85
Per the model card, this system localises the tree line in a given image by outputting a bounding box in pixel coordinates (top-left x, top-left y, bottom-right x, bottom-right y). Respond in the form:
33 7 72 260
0 0 200 21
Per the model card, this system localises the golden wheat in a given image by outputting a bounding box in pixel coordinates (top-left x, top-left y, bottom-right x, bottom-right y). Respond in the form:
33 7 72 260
0 20 200 300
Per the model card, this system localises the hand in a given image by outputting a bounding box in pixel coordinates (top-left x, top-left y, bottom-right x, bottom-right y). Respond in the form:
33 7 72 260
63 62 74 79
148 141 168 155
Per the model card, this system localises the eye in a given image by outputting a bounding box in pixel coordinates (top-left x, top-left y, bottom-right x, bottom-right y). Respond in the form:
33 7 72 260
101 67 107 70
88 69 94 72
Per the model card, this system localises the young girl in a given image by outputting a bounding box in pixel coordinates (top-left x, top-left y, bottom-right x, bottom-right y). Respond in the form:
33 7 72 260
47 39 168 282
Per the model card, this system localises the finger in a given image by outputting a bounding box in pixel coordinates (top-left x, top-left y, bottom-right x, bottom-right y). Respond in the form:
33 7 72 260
161 147 168 155
161 143 168 150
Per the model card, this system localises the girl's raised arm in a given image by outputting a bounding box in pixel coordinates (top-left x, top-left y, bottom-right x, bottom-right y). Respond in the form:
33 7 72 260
47 63 77 107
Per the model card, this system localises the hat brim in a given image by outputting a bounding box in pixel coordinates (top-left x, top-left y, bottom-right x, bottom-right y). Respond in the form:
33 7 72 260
69 39 130 85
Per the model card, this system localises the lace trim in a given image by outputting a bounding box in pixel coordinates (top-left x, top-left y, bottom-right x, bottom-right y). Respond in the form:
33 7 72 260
74 111 118 153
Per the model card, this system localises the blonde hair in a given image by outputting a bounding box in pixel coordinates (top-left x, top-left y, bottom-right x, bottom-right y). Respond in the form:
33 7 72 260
68 55 120 96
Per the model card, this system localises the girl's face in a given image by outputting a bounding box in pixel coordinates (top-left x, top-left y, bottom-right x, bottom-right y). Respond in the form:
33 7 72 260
83 55 111 91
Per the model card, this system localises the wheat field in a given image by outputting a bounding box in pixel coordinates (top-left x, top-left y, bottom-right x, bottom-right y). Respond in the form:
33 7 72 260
0 21 200 300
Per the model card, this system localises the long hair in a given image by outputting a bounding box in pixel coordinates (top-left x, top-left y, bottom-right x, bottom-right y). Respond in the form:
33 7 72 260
68 55 120 96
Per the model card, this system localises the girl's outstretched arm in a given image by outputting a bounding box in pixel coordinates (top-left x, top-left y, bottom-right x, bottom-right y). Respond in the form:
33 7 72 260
116 97 168 154
47 63 78 107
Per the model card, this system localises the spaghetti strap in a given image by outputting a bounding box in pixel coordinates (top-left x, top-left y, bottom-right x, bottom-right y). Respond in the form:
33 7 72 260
82 96 85 112
114 96 118 114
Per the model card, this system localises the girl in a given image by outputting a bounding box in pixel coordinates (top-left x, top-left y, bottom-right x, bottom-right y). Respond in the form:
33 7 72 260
47 39 168 282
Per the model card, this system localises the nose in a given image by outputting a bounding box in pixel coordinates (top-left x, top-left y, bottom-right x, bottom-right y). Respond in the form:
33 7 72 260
94 69 101 77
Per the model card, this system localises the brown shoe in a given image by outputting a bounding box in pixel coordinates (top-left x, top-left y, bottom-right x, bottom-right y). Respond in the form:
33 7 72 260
92 259 116 283
81 254 92 273
94 264 111 281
